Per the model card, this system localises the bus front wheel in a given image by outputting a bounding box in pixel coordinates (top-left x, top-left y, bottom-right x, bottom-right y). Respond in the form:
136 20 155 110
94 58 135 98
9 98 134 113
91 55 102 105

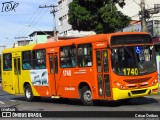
24 84 34 102
80 86 93 106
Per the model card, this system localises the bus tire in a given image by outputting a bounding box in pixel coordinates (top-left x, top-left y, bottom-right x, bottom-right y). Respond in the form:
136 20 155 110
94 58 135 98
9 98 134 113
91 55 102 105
80 86 93 106
24 84 34 102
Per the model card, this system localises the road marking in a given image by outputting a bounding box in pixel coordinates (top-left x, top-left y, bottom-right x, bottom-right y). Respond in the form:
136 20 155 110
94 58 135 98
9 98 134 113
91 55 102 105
10 100 17 102
145 96 160 99
9 99 23 103
0 101 5 104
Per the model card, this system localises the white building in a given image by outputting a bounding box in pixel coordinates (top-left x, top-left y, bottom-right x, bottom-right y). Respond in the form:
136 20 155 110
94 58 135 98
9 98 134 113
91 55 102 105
57 0 95 37
116 0 160 21
57 0 160 36
117 0 160 36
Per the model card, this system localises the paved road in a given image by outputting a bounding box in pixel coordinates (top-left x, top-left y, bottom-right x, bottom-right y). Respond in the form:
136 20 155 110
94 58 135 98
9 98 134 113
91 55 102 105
0 83 160 111
0 83 160 120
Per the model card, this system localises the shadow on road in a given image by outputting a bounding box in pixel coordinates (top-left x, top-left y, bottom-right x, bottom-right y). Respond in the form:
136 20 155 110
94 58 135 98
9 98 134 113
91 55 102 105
11 96 159 107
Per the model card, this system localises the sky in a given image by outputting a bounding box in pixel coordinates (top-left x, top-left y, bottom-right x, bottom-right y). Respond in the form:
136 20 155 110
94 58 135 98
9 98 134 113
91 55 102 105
0 0 159 51
0 0 57 50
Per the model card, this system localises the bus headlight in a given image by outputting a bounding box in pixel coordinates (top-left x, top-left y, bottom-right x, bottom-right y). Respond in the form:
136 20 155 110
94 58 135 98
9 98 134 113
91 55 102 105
114 81 125 89
120 85 124 89
117 83 120 86
152 79 158 86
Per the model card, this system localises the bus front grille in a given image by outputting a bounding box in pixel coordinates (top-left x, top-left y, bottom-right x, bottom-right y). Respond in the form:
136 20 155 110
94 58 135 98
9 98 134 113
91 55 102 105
131 89 147 94
124 77 151 84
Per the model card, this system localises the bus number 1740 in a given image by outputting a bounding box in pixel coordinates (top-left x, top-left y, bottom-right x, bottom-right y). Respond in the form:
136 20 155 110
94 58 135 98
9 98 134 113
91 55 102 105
122 68 138 76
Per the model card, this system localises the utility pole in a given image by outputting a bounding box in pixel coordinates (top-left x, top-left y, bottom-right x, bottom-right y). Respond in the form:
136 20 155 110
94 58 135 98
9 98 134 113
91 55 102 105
140 0 148 32
139 1 160 33
39 5 58 42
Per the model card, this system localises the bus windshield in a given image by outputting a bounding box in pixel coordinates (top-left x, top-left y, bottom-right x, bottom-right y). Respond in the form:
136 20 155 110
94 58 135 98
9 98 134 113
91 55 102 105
111 45 157 76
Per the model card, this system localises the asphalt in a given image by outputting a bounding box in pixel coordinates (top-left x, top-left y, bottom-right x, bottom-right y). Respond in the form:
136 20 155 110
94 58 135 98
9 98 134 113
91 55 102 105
0 83 160 100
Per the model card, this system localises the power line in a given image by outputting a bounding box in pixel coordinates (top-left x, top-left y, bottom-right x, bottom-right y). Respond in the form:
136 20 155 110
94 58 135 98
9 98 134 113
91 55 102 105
15 0 55 39
1 0 56 48
39 4 58 42
15 7 42 38
22 9 50 37
139 0 160 32
15 8 49 38
0 33 17 46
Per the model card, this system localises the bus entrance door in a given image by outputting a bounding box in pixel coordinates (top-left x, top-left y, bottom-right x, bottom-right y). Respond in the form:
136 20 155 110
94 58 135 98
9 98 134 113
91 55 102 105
96 49 111 99
48 53 59 97
13 57 21 94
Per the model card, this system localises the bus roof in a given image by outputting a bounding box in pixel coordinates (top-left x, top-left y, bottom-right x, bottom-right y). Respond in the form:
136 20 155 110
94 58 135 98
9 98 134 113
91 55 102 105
33 32 150 50
2 32 150 53
2 44 35 54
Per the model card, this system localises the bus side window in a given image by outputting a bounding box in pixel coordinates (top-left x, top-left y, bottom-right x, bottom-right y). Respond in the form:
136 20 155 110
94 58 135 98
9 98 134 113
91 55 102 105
3 53 12 71
60 45 76 68
77 44 92 67
22 51 31 70
32 49 46 69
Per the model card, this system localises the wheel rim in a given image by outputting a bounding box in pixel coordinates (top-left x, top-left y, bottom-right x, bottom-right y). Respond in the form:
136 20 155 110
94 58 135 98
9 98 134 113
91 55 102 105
26 88 31 99
84 90 92 103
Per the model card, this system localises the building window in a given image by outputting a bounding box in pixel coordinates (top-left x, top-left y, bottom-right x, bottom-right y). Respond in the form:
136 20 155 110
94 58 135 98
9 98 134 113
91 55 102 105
64 15 67 20
32 49 46 69
60 45 76 68
3 53 12 71
59 17 63 26
58 1 62 10
154 4 160 11
77 44 92 67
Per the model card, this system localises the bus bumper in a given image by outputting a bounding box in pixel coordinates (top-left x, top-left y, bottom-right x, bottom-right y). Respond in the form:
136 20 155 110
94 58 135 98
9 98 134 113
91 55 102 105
112 83 159 100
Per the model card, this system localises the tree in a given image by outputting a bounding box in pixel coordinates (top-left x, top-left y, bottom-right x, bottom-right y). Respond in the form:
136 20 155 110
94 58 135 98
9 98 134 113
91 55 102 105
68 0 131 34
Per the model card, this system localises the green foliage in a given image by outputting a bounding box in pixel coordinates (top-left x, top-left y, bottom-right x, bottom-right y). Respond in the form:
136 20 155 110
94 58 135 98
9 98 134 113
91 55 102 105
68 0 131 34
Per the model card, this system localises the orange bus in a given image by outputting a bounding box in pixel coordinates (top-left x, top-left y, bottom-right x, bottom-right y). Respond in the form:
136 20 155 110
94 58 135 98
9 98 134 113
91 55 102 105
1 32 159 105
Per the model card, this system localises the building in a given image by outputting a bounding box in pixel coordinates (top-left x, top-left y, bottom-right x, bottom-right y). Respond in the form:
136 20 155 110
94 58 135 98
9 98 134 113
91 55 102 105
122 20 142 32
116 0 160 21
29 31 55 44
116 0 160 36
13 39 33 47
57 0 159 37
29 31 79 43
57 0 95 37
122 20 160 37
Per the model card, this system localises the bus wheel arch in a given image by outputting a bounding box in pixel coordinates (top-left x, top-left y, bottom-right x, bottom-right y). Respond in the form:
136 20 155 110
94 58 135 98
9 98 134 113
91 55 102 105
24 83 34 102
78 82 93 106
